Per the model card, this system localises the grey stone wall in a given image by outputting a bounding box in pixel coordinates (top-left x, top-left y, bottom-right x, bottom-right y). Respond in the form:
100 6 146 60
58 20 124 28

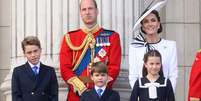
0 0 201 101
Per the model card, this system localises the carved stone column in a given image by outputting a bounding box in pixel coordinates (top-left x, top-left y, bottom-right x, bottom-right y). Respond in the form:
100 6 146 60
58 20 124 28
0 0 68 100
0 0 137 100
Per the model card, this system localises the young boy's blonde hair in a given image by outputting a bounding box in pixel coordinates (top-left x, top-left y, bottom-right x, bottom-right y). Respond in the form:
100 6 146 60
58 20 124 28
90 62 108 75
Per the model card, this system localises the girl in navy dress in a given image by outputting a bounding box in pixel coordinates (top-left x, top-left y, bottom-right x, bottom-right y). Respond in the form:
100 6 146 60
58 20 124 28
129 50 175 101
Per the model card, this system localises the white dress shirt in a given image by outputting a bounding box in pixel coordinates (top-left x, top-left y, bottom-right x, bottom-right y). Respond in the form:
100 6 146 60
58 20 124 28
28 61 40 74
95 85 106 96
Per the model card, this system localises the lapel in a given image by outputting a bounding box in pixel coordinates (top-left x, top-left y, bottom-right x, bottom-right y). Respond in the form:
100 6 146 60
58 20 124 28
92 88 101 100
101 88 111 100
24 62 37 80
24 62 38 90
91 88 111 100
34 63 48 90
24 62 48 91
37 63 47 84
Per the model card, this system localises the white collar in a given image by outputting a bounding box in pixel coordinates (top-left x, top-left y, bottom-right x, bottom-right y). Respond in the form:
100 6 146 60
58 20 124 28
28 61 40 69
95 85 106 95
139 77 168 99
95 85 106 91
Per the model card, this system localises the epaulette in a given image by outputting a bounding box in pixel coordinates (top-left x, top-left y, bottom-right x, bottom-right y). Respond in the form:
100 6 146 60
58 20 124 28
103 29 115 33
68 29 80 34
99 29 114 36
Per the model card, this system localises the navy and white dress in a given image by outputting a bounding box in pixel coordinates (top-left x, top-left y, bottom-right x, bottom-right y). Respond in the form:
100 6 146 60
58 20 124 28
129 76 175 101
128 37 178 91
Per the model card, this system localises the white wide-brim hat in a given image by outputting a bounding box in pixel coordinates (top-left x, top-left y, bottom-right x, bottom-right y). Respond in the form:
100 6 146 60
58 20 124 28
132 0 167 32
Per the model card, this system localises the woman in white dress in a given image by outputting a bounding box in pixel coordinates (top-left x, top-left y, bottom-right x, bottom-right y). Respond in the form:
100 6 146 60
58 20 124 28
128 9 178 92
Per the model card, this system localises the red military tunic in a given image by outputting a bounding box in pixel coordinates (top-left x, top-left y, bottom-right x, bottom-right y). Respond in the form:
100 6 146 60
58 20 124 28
60 26 121 101
188 50 201 101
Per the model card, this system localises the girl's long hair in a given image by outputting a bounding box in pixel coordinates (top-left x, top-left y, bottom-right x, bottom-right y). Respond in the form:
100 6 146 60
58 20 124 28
142 50 164 77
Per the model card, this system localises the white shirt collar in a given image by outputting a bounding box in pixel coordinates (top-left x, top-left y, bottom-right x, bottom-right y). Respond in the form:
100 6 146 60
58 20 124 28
28 61 40 69
95 85 106 95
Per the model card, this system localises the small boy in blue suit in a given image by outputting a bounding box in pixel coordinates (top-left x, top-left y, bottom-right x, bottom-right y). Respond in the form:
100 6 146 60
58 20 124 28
80 61 120 101
11 36 58 101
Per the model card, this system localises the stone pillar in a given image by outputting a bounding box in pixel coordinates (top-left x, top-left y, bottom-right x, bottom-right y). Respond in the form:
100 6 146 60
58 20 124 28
0 0 138 101
0 0 68 100
165 0 200 100
0 0 12 100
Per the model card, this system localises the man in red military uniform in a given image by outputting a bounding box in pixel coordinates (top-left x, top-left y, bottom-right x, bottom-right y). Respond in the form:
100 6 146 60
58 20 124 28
59 0 122 101
188 49 201 101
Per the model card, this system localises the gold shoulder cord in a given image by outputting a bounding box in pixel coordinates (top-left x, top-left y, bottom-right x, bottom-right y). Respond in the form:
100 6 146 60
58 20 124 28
65 25 100 71
65 34 88 51
66 25 99 95
190 97 200 101
72 33 96 71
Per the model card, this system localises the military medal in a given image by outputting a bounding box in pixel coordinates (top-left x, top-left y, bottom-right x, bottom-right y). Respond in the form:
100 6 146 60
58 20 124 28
96 37 100 46
99 37 103 46
98 48 107 58
96 32 111 47
106 37 110 46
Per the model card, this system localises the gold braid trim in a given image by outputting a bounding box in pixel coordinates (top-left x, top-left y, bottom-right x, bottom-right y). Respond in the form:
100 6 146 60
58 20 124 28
65 34 88 51
81 24 100 68
190 97 200 101
66 25 100 71
82 24 100 34
89 37 96 69
72 34 95 71
65 24 100 51
67 76 87 96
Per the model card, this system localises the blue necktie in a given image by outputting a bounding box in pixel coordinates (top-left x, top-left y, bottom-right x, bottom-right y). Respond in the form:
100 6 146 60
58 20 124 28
97 89 103 97
32 66 38 75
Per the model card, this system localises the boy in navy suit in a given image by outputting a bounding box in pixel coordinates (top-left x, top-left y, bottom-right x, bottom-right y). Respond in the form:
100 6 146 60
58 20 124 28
80 62 120 101
12 36 58 101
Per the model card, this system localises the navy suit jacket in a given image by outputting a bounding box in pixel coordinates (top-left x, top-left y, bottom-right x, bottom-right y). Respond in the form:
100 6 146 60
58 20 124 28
12 62 58 101
80 88 120 101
